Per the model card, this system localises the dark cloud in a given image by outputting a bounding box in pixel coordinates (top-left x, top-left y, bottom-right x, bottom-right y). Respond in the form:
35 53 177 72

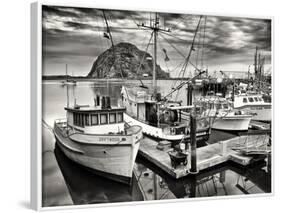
63 21 93 30
42 5 272 76
42 5 81 18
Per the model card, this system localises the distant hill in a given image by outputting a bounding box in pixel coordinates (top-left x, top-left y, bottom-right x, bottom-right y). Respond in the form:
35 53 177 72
87 42 169 79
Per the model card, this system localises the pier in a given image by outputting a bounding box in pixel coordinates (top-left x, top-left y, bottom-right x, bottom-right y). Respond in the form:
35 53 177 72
138 133 270 179
42 127 73 207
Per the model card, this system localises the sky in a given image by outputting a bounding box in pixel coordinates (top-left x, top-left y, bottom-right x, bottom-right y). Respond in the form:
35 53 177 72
42 5 272 78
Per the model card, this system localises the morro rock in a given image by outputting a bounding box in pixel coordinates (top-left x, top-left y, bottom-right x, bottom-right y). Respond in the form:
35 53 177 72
87 42 169 79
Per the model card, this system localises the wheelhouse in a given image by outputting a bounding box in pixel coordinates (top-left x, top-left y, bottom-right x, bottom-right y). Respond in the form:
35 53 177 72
65 96 126 134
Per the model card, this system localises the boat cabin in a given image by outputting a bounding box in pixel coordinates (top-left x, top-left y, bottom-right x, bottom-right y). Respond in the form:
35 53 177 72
233 94 266 108
65 96 125 134
121 86 190 127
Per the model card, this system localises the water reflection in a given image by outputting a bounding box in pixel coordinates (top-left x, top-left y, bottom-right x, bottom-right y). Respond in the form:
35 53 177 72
135 157 271 200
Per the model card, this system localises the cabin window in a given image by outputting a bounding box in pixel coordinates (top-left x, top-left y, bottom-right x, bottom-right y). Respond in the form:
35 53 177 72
81 115 83 126
100 114 108 124
254 97 259 102
248 97 254 102
117 112 123 123
74 113 78 126
85 114 90 126
243 98 248 103
74 113 81 126
109 113 116 124
77 114 84 127
73 113 77 125
91 114 98 125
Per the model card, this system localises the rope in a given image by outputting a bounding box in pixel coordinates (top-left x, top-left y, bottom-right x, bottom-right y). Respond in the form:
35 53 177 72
201 16 207 70
135 31 154 76
42 119 53 133
159 33 186 58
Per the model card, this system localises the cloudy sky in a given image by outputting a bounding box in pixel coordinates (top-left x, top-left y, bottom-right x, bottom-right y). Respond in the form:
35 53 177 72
42 5 271 78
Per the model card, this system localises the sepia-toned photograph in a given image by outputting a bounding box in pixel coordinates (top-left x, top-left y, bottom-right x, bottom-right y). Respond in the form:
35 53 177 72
40 4 272 208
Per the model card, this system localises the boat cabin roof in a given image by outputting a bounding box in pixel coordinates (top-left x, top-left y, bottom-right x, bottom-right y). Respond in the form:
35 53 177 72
235 95 265 104
167 105 194 110
65 105 126 114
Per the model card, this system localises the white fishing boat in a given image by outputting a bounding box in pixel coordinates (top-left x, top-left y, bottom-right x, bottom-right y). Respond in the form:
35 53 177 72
233 93 271 122
54 95 142 184
195 96 253 131
231 47 271 122
119 14 211 144
121 86 210 142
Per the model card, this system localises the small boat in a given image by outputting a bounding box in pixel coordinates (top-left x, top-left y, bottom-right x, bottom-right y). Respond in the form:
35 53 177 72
232 93 271 122
195 96 252 131
61 64 77 86
54 95 143 184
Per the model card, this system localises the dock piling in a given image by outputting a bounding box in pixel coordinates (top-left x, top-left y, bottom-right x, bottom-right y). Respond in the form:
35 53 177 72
189 113 198 174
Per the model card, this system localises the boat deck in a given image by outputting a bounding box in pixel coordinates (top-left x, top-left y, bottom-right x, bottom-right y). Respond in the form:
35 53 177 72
138 134 270 179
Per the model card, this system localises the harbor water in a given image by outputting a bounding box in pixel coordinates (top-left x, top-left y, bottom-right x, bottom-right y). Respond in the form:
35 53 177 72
42 80 271 207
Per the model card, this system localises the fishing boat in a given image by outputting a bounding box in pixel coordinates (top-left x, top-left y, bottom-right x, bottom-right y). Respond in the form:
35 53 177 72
233 93 271 122
120 14 210 144
54 95 143 184
195 96 252 131
231 47 271 122
121 86 210 142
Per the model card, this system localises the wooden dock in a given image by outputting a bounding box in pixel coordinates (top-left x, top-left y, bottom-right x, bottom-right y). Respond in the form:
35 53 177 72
138 134 270 179
249 120 271 130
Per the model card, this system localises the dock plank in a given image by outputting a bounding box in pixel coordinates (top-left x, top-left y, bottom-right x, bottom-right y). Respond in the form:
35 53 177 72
138 134 270 179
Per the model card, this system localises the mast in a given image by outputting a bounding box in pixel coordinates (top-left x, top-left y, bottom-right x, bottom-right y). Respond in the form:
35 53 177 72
66 64 69 135
102 10 114 50
137 13 171 96
66 63 68 82
153 13 158 94
180 16 202 78
66 64 69 108
247 65 250 90
254 46 258 80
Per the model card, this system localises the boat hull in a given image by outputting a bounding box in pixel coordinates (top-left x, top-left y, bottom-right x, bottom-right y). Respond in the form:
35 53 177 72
53 123 142 184
236 106 271 122
210 115 252 131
